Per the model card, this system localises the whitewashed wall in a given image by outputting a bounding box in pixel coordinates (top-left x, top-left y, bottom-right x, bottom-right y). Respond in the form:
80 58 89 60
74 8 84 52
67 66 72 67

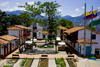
1 45 4 55
28 23 43 39
8 30 19 37
79 44 95 55
78 28 100 49
57 29 60 37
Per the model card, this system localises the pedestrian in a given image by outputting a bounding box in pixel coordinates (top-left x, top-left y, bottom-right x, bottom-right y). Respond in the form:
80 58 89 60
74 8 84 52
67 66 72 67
24 45 26 51
35 43 37 48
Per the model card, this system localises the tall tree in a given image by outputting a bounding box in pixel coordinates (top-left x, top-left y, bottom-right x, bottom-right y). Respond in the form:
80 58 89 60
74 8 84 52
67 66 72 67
59 18 74 29
40 1 61 43
0 11 9 35
9 15 23 26
20 12 32 27
87 25 97 31
19 1 43 47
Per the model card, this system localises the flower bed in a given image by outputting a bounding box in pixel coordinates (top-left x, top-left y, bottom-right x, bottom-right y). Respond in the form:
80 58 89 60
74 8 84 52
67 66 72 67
24 59 33 67
67 59 76 67
38 45 54 48
3 65 12 67
39 58 48 67
55 57 66 67
8 59 18 63
20 58 27 67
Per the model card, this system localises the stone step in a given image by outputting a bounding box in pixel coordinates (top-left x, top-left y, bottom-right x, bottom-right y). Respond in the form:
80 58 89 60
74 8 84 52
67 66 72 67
64 59 70 67
49 59 56 67
31 59 39 67
13 59 23 67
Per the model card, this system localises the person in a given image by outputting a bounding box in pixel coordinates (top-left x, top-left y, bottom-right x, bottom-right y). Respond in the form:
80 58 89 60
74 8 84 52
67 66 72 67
21 47 23 52
35 43 37 48
24 45 26 51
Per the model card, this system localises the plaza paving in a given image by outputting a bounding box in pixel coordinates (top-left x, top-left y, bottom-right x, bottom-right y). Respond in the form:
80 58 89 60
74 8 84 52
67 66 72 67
0 41 100 67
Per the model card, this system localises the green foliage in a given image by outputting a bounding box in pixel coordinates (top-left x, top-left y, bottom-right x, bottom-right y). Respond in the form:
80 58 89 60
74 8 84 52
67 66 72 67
56 57 66 67
0 11 9 35
8 15 23 26
40 1 61 41
67 59 76 67
49 45 53 48
19 1 43 26
24 59 33 67
3 65 12 67
87 25 97 31
21 58 27 66
91 56 96 59
59 18 74 29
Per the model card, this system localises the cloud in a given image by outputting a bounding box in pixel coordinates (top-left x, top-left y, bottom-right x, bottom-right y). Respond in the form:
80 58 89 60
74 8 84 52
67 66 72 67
75 8 80 12
98 7 100 9
3 6 25 11
27 1 34 5
70 14 81 17
58 9 63 12
82 7 85 9
16 3 20 5
0 2 9 6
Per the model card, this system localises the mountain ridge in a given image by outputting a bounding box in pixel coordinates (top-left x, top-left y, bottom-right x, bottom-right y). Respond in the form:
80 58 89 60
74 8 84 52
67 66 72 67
5 10 100 32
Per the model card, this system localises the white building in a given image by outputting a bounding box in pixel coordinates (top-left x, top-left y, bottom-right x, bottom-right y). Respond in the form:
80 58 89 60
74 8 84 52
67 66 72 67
64 27 100 56
57 26 67 40
0 35 19 58
28 23 43 40
7 25 31 44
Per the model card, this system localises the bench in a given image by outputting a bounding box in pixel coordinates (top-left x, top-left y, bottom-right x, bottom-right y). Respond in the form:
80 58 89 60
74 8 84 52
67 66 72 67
41 55 48 57
68 55 74 57
12 54 19 58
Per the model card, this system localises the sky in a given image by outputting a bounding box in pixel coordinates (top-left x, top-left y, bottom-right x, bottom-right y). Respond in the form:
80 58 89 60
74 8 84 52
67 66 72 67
0 0 100 17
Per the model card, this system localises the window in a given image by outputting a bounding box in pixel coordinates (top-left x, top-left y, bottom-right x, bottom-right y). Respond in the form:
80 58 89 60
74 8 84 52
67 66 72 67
39 32 41 35
91 34 96 39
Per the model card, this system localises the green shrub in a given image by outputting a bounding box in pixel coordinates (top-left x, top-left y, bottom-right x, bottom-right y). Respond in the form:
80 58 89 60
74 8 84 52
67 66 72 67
3 65 12 67
49 45 53 48
91 56 96 58
56 57 66 67
21 58 27 66
38 45 41 48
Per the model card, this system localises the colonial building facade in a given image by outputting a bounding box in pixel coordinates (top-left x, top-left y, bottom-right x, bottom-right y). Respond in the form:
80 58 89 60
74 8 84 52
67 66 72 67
64 27 100 56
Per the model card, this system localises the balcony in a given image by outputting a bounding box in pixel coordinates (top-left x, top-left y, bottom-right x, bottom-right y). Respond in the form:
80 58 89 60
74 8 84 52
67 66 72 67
23 32 30 37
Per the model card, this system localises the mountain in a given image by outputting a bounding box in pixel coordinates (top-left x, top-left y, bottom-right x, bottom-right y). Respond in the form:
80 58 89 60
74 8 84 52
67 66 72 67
6 10 23 15
63 11 100 26
62 15 72 19
5 10 100 32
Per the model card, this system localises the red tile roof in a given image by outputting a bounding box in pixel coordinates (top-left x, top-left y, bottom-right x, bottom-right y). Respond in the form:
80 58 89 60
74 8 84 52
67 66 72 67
77 39 98 44
0 39 9 45
7 25 31 30
64 27 100 35
58 26 67 30
0 35 18 41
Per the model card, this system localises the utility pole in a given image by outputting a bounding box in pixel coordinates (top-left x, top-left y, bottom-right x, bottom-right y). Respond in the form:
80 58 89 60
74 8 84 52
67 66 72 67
91 6 93 56
84 3 86 58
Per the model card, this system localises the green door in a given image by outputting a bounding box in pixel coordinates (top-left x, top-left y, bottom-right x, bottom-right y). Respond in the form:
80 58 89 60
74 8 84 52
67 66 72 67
43 35 45 39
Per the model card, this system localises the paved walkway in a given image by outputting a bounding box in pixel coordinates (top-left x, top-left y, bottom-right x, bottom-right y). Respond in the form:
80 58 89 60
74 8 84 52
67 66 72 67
13 59 23 67
64 59 70 67
49 59 56 67
31 59 39 67
0 59 9 67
